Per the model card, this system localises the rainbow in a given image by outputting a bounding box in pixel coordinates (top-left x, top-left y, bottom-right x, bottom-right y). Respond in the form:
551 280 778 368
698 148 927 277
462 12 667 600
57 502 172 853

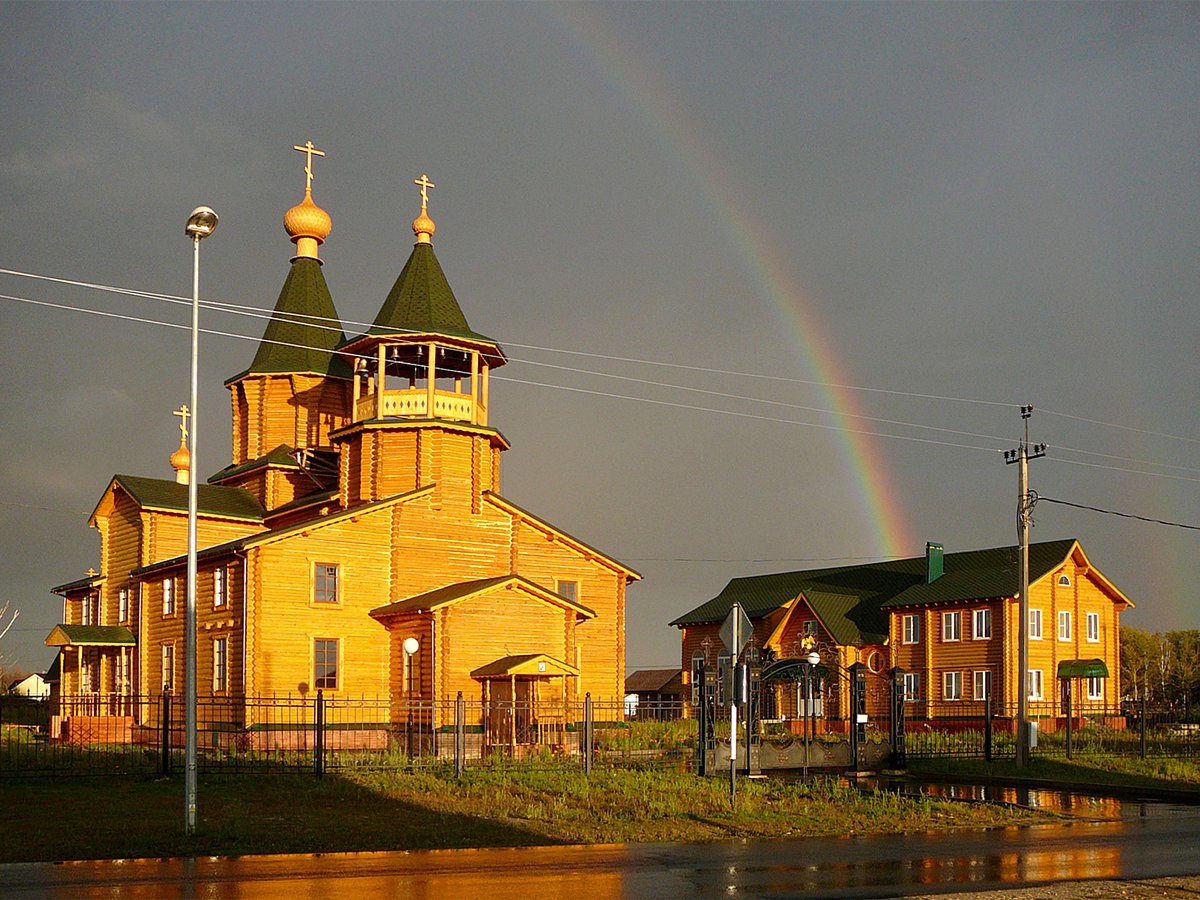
547 7 912 559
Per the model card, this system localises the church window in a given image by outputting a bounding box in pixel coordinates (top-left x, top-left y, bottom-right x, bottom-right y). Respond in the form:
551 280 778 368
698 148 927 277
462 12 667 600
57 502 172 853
213 637 229 693
314 638 339 689
214 566 228 608
314 564 339 604
163 578 175 616
162 644 175 692
119 588 130 623
557 580 579 604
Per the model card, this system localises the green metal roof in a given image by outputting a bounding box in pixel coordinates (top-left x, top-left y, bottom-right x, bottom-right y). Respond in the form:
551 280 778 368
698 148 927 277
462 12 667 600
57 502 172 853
208 445 300 483
671 539 1082 647
112 474 266 522
370 574 596 620
1057 658 1109 679
50 573 105 595
365 243 496 344
46 624 136 647
227 257 350 383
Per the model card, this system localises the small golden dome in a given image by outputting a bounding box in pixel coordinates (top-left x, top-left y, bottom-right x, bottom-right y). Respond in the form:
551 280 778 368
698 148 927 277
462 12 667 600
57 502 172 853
284 189 332 243
412 209 436 243
170 437 191 484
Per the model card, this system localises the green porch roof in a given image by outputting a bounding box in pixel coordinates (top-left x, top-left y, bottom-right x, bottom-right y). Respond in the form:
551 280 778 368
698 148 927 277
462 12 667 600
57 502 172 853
227 257 351 383
46 624 136 647
370 574 596 620
1057 658 1109 679
671 539 1082 647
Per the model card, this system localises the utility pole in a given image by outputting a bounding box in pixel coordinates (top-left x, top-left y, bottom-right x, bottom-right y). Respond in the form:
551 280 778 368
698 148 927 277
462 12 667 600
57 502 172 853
1004 405 1045 768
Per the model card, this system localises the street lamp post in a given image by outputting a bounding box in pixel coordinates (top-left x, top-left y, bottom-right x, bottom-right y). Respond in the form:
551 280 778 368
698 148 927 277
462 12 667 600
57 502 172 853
803 649 820 778
183 206 218 835
404 637 419 760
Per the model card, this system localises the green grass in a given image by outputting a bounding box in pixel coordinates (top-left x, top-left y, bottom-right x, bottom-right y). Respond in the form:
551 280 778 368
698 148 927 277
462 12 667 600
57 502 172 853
0 763 1049 863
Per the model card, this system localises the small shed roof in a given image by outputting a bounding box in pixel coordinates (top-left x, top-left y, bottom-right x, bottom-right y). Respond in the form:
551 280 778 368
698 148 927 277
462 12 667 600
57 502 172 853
470 654 579 679
624 668 683 694
45 625 136 647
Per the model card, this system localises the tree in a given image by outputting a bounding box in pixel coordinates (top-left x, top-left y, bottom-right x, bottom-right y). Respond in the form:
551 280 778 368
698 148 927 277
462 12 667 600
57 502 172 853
1120 625 1160 700
0 601 21 689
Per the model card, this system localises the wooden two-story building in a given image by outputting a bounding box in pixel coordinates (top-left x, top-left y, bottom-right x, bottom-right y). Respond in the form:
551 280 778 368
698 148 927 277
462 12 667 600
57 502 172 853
46 151 639 744
673 539 1132 728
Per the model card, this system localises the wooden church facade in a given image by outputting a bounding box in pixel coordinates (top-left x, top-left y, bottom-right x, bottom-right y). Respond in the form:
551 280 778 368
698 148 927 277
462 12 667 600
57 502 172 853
47 153 638 741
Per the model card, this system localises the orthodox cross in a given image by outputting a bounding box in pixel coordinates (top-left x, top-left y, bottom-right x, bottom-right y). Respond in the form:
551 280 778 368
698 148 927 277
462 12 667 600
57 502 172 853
173 404 190 443
414 173 436 211
293 141 326 192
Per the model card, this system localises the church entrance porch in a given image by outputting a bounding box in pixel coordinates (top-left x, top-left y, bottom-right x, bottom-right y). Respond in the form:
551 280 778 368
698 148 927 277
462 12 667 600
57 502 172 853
472 654 579 757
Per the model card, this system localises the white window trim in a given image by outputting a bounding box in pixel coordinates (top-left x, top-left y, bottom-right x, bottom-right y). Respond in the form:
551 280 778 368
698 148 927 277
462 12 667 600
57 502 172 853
1086 612 1100 643
943 671 962 701
973 670 992 702
973 608 992 640
214 566 227 609
1086 676 1104 701
163 578 175 616
903 672 920 702
1029 609 1043 640
942 611 961 642
1027 669 1044 701
1058 610 1072 642
212 636 229 693
119 588 130 623
902 614 919 645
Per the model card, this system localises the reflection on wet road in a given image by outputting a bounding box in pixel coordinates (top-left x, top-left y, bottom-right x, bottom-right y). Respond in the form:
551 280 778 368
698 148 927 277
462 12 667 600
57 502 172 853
4 801 1199 898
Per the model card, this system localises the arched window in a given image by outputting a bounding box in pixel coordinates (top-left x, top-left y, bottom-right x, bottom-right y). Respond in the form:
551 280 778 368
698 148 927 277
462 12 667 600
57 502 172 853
1058 574 1071 587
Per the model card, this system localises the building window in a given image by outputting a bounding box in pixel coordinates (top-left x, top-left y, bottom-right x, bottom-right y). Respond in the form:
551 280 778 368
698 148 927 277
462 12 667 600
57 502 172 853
973 608 992 640
902 614 919 645
802 619 818 636
117 653 131 693
314 564 339 604
1058 574 1072 587
162 645 175 692
942 611 961 642
214 566 228 608
973 670 992 702
1086 612 1100 643
213 637 228 693
557 580 579 604
314 638 339 690
119 588 130 623
1058 610 1072 641
82 592 99 626
163 578 175 616
80 656 95 693
1027 669 1043 701
903 672 921 702
1086 676 1104 701
943 671 962 701
1029 609 1042 640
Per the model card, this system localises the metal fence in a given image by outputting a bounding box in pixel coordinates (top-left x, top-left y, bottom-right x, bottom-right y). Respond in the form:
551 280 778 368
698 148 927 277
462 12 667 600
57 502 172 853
0 692 693 778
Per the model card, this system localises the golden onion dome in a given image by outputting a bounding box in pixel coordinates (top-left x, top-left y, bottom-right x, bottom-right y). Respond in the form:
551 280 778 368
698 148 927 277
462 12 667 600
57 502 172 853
169 437 191 483
284 188 332 245
412 208 436 243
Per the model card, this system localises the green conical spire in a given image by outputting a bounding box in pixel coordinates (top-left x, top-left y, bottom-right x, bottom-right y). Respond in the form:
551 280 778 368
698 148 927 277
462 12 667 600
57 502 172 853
234 257 351 381
369 243 495 344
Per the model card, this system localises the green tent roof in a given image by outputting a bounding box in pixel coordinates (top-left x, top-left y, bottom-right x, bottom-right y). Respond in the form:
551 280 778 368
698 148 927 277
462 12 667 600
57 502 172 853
671 539 1082 647
112 475 265 522
228 257 350 383
365 242 495 344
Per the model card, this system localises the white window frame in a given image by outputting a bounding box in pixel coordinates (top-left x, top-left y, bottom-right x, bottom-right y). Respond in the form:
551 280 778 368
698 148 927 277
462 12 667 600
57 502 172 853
1086 612 1100 643
214 566 227 609
903 672 920 702
1027 669 1044 701
1058 610 1072 642
163 578 175 617
1086 676 1104 701
213 637 229 693
162 644 175 692
902 614 919 645
1029 608 1043 640
973 608 992 640
973 670 992 702
943 671 962 701
1058 574 1072 587
942 611 961 642
118 588 130 623
117 653 131 693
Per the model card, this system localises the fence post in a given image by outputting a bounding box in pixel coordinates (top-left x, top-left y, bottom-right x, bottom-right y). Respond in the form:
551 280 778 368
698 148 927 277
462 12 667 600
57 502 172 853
695 663 707 776
314 690 325 778
455 691 464 779
1063 681 1073 760
984 695 993 762
584 692 593 776
889 667 906 769
1140 692 1147 760
849 663 866 772
161 690 172 776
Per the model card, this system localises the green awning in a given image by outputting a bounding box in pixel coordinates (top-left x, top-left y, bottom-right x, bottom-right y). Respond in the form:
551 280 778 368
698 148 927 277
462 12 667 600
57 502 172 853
1057 658 1109 679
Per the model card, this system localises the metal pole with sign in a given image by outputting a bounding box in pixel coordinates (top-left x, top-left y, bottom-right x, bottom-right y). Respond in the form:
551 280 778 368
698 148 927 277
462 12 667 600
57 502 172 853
719 602 752 807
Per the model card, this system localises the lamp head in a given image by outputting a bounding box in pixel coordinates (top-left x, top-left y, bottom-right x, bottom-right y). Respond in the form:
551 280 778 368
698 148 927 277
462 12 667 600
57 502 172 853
403 637 420 656
807 651 821 666
186 206 219 239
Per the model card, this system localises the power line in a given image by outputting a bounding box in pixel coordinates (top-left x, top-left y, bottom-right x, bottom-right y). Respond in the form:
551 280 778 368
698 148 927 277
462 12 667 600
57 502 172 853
1039 496 1200 531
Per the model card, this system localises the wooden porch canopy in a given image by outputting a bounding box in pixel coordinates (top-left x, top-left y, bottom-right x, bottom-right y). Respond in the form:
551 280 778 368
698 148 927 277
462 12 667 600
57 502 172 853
45 625 136 648
1057 658 1109 679
470 654 579 679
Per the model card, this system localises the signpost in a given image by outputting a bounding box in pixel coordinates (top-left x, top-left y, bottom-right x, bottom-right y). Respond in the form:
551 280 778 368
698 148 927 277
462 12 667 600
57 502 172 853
720 602 752 807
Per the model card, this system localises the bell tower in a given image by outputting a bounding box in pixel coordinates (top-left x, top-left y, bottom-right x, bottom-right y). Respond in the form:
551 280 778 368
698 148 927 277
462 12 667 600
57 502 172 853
333 175 508 511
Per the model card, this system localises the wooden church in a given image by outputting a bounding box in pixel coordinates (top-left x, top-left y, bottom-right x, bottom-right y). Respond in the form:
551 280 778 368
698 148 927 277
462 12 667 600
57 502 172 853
46 147 640 743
